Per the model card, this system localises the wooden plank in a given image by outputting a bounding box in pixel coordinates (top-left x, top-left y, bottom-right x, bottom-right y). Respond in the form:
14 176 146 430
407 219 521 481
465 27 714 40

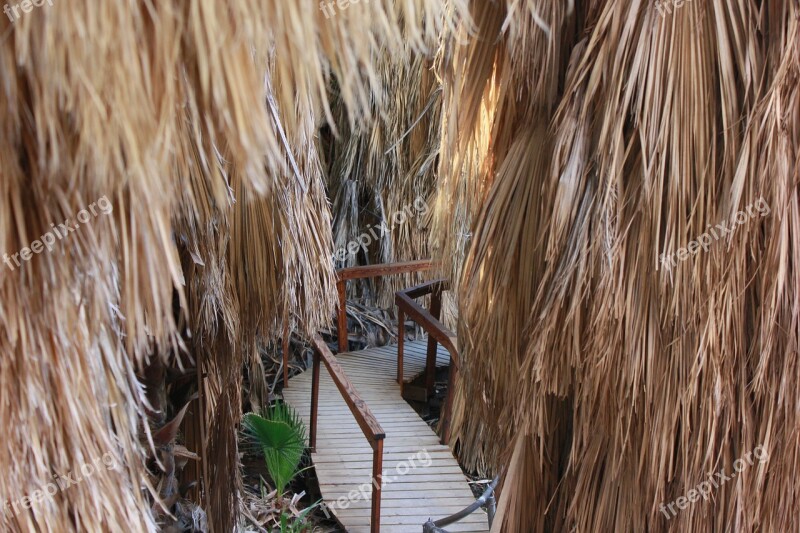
309 414 428 424
316 430 433 439
309 413 423 421
312 422 431 431
338 342 447 360
319 468 467 480
312 442 440 459
338 340 442 356
312 449 453 459
310 439 439 448
336 513 487 526
305 416 426 424
315 465 465 475
358 525 488 533
334 499 480 509
312 452 455 463
310 421 429 429
313 433 439 442
319 473 472 484
322 487 479 499
338 507 483 520
299 407 431 415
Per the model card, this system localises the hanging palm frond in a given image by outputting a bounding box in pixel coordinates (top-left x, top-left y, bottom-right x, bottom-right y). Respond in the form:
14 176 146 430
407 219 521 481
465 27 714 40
0 1 467 531
436 1 800 532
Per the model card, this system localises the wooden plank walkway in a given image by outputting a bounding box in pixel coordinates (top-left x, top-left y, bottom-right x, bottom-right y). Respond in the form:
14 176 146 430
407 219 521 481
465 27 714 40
284 339 488 532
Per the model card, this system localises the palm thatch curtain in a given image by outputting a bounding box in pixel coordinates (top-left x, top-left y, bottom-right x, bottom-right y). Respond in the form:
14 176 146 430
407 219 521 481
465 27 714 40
0 1 466 531
325 43 445 309
435 0 800 532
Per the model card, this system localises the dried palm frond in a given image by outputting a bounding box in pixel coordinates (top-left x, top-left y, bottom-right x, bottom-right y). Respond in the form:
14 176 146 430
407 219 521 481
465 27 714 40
326 39 456 307
439 1 800 532
0 1 464 531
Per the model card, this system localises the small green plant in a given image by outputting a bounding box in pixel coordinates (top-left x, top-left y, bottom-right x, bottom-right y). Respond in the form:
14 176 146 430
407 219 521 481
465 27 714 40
242 402 307 498
279 503 319 533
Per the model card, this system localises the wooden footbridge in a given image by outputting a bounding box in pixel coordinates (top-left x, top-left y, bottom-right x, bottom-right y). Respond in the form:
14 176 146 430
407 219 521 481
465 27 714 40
283 261 494 533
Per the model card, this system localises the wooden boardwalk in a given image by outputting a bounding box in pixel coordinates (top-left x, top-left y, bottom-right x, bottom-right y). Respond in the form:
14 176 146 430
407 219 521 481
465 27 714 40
284 339 488 532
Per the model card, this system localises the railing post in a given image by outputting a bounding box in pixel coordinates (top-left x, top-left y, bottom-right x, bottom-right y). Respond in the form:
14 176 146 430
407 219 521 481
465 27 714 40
337 280 348 353
370 438 384 533
336 261 433 356
397 307 405 390
336 279 348 353
424 285 443 397
395 280 459 445
310 349 320 452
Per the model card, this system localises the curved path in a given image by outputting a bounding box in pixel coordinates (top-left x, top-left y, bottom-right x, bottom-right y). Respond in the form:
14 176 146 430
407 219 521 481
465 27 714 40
283 340 488 533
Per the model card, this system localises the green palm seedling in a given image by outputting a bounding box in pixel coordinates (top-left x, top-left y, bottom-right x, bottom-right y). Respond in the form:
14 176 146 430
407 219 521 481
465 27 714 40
242 402 307 498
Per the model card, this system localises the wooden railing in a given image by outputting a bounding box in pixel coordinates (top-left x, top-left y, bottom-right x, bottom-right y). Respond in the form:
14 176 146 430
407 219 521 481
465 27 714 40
336 259 434 352
289 260 432 385
309 335 385 533
310 260 434 533
395 280 459 445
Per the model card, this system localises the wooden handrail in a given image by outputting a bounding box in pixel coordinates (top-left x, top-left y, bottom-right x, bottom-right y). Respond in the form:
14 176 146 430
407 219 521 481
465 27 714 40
320 259 436 530
395 281 459 368
310 336 385 442
309 335 385 533
395 280 459 445
336 260 435 353
401 280 448 299
337 259 434 281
